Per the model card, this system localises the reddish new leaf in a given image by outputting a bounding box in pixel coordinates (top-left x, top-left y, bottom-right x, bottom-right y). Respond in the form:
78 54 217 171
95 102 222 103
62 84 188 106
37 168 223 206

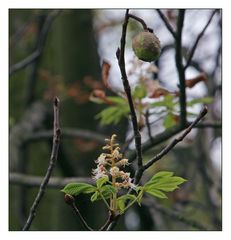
185 73 207 88
101 60 111 88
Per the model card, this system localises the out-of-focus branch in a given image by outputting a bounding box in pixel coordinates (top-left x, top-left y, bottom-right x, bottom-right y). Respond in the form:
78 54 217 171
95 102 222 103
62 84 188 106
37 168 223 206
117 9 143 169
156 9 177 39
143 198 209 230
9 10 61 76
184 10 218 70
10 173 94 188
22 97 61 231
175 10 187 126
144 106 207 170
25 128 107 144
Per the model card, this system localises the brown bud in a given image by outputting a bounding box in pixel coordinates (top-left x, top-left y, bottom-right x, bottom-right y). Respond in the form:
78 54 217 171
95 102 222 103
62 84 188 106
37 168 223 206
64 194 74 205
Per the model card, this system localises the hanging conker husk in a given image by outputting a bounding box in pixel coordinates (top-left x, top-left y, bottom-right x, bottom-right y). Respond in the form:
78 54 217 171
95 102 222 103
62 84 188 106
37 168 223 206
132 31 161 62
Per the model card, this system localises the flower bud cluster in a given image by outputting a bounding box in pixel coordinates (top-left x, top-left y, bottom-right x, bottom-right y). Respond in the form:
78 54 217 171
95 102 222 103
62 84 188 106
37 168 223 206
92 134 136 189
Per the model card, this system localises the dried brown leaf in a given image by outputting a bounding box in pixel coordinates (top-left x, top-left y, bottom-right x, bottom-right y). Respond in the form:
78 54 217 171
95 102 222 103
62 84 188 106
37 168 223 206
185 73 207 88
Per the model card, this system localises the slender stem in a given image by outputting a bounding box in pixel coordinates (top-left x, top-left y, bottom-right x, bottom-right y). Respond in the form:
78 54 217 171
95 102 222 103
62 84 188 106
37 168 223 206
71 200 94 231
156 9 177 39
118 9 143 168
184 10 218 70
99 190 111 210
144 106 208 170
22 97 61 231
128 14 148 30
122 197 138 212
175 10 187 126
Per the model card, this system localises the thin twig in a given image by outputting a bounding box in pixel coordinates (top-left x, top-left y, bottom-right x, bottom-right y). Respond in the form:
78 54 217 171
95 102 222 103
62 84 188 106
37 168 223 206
117 9 143 168
144 106 207 170
144 198 210 230
22 97 61 231
128 13 148 30
145 110 153 143
156 9 177 39
175 10 187 126
10 10 61 76
70 200 94 231
184 10 218 70
99 211 117 231
9 173 94 188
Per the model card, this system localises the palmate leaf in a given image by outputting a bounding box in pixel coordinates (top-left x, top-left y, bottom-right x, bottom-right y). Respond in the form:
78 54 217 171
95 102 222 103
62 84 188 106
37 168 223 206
144 171 187 199
117 194 137 213
96 105 130 125
91 185 116 202
61 183 96 196
187 97 213 107
96 176 109 189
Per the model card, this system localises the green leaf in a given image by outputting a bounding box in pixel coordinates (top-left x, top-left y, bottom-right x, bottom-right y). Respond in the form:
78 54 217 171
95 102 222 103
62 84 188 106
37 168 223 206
146 189 167 199
132 85 147 99
61 183 96 196
96 176 109 189
90 192 99 202
96 105 129 125
107 96 127 105
150 95 175 109
187 97 213 107
117 194 137 213
163 112 175 129
144 171 187 199
91 185 116 202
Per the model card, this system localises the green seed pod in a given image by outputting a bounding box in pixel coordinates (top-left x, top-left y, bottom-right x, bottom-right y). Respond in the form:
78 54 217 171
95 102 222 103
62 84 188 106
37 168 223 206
132 31 161 62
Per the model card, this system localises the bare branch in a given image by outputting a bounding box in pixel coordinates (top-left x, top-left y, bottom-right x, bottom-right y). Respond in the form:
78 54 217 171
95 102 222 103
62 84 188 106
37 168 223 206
25 128 107 144
117 9 143 168
143 198 210 230
175 10 187 126
144 106 207 170
156 9 177 39
184 10 218 70
10 173 94 188
22 97 61 231
9 10 61 76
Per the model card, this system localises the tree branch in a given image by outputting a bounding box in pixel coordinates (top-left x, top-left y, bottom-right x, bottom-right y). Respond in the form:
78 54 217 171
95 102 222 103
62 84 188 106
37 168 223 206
9 10 61 76
22 97 61 231
144 106 207 170
9 173 94 188
117 9 143 168
175 10 187 126
156 9 177 39
184 10 218 70
143 198 210 230
24 128 107 144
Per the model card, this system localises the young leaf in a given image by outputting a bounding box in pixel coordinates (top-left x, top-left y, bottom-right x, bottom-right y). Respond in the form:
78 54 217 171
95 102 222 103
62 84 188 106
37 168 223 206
107 96 127 105
117 194 137 213
145 189 167 199
187 97 213 107
90 191 99 202
96 176 109 189
102 60 111 88
144 171 187 199
61 183 96 196
96 105 129 125
91 185 116 201
163 112 175 129
132 85 147 99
